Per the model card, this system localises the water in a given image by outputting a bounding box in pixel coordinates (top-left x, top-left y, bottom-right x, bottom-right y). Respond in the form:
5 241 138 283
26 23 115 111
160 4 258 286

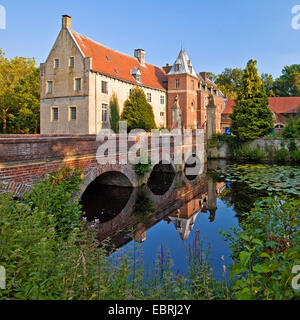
80 160 297 280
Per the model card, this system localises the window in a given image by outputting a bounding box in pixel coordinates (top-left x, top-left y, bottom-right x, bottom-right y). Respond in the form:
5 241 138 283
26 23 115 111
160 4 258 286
160 95 165 104
191 102 194 112
147 93 152 103
69 57 75 67
54 59 59 69
102 104 108 122
52 107 58 121
70 107 77 121
204 97 207 107
75 78 81 91
189 66 193 74
135 73 141 82
101 81 108 94
47 81 53 94
191 80 194 90
175 64 180 72
175 79 180 89
160 112 165 117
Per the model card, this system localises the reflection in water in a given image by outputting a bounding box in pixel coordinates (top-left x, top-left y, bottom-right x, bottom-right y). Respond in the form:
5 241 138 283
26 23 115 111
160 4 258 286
80 161 249 278
80 181 133 223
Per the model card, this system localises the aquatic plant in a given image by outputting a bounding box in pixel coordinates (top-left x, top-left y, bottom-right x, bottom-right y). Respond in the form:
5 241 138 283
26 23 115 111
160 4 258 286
210 164 300 195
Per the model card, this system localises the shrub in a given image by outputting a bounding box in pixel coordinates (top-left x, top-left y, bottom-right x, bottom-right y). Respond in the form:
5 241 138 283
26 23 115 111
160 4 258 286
121 87 156 132
109 93 120 133
234 146 266 161
275 148 289 163
221 196 300 300
282 118 299 139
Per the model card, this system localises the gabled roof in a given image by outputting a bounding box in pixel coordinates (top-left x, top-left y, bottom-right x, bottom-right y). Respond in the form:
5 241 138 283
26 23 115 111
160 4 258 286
223 97 300 115
168 49 198 78
72 32 167 90
268 97 300 114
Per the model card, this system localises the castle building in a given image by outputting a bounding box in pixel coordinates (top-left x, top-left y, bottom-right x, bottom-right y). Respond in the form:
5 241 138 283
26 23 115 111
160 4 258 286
221 97 300 134
40 15 226 135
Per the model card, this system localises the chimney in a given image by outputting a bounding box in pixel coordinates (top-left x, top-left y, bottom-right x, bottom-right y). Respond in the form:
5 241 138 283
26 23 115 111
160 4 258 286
163 64 172 74
62 15 72 30
200 72 208 81
134 49 145 66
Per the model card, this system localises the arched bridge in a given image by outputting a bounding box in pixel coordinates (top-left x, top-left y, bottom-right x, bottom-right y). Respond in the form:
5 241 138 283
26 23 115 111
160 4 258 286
0 133 205 197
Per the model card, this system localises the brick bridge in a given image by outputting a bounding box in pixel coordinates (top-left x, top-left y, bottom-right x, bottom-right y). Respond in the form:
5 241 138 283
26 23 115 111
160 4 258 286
0 132 205 197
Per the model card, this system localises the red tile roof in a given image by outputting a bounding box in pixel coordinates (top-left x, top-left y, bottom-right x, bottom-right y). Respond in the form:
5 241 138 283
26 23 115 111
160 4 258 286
223 97 300 114
72 32 167 90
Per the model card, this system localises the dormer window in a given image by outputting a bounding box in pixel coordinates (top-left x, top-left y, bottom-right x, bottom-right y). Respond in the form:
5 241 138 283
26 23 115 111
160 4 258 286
131 67 141 83
189 66 193 73
175 64 180 72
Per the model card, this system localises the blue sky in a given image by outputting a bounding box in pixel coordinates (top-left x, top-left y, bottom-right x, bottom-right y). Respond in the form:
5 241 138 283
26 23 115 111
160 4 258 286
0 0 299 78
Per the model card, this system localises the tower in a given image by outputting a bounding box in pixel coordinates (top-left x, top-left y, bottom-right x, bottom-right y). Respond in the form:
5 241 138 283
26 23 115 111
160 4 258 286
166 50 199 130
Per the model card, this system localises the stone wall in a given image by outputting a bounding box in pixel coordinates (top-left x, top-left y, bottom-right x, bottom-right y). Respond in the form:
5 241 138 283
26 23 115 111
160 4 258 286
207 137 300 159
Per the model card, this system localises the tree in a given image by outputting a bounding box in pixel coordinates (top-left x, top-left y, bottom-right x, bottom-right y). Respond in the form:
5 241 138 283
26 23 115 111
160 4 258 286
230 60 274 142
0 50 40 133
109 93 120 133
121 87 156 132
261 73 275 97
215 68 243 99
273 64 300 97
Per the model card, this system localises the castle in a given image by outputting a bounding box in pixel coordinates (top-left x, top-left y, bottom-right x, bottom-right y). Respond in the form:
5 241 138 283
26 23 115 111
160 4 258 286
40 15 226 135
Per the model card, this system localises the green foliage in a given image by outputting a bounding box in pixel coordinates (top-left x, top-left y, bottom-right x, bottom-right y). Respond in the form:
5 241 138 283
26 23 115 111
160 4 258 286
282 118 300 139
133 191 154 224
215 68 243 99
134 157 152 176
221 196 300 300
261 73 275 97
121 87 156 132
230 60 274 142
275 148 290 163
211 163 300 195
0 50 40 133
273 64 300 97
234 146 266 162
24 167 83 235
109 93 120 133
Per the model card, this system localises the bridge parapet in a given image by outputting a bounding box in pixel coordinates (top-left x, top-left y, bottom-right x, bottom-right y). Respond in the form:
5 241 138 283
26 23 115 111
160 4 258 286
0 132 205 197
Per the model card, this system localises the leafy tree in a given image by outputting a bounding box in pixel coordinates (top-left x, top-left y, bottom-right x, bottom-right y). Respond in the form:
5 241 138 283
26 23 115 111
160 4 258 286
109 93 120 133
215 68 243 99
281 117 300 138
230 60 274 142
121 87 156 132
261 73 275 97
273 64 300 97
0 50 40 133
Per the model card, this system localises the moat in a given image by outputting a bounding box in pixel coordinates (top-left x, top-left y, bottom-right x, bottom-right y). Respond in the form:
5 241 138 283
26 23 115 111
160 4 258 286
80 160 300 280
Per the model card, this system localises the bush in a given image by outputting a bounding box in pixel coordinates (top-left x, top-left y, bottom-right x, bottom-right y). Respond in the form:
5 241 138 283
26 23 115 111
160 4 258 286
234 146 266 161
121 87 156 132
109 93 120 133
282 118 299 139
275 148 289 163
221 196 300 300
